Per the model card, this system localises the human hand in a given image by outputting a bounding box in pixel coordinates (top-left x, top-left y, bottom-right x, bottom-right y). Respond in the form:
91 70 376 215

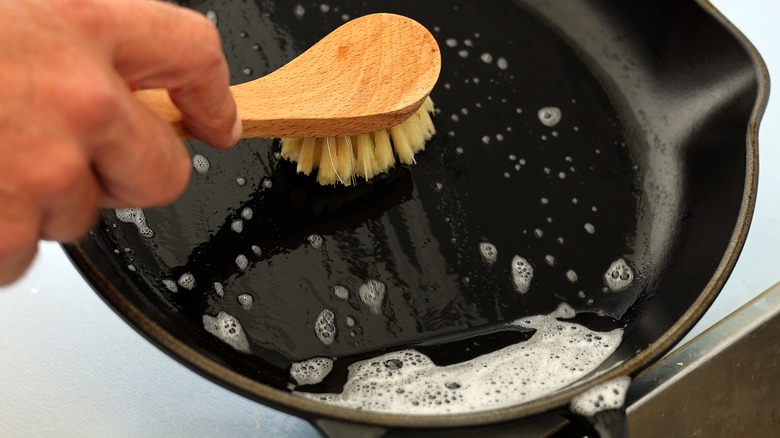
0 0 241 285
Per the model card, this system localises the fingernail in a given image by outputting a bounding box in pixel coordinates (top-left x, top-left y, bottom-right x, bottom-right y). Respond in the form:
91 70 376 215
231 116 243 144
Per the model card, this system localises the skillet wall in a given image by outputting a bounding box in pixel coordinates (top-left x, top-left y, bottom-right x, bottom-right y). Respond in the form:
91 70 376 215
522 0 757 356
67 0 759 424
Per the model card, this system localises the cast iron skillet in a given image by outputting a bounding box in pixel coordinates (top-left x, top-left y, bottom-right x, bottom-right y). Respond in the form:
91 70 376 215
64 0 768 435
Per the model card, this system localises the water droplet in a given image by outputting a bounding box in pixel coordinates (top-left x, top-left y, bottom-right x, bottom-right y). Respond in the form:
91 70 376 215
293 4 306 19
178 272 196 290
584 223 595 234
537 107 562 127
231 220 244 233
237 293 254 310
205 10 218 25
359 279 386 314
480 53 493 64
511 256 533 294
235 254 248 271
479 242 498 266
192 154 210 174
315 309 337 345
445 38 458 47
241 207 254 220
604 258 634 292
308 234 324 249
334 285 349 300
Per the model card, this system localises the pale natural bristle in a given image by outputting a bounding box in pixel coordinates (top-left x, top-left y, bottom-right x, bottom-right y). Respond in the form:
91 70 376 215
280 97 436 185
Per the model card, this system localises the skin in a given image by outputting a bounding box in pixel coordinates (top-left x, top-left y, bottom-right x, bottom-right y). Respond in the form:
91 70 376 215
0 0 241 285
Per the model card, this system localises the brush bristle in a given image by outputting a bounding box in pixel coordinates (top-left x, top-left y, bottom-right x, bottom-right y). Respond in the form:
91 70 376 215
280 96 436 185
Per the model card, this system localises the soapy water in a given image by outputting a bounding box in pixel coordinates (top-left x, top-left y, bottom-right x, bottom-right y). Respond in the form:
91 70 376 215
478 242 498 266
538 107 562 127
604 258 634 292
115 209 154 238
214 282 224 297
315 309 337 346
192 154 210 174
237 293 254 310
162 279 178 293
511 256 533 294
307 234 324 249
230 219 244 233
203 311 250 353
569 376 631 416
358 279 386 314
235 254 249 271
177 272 196 290
293 303 623 415
333 285 350 300
290 357 334 386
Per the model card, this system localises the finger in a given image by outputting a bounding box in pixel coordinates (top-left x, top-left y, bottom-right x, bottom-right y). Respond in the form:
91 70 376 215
0 195 39 286
108 0 240 148
39 161 101 242
92 86 192 209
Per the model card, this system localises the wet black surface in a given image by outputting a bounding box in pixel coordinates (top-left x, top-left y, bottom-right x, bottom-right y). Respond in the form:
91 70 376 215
103 0 643 389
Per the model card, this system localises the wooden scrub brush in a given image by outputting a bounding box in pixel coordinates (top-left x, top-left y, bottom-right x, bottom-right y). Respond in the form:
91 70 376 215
136 13 441 186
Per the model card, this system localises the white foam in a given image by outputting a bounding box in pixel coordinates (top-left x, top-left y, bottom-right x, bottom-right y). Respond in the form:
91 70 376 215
570 376 631 416
237 293 254 310
291 357 334 386
205 10 218 26
214 282 224 297
231 219 244 233
315 309 337 346
192 154 210 174
358 279 386 314
511 256 533 294
295 303 622 414
308 234 324 249
177 272 196 290
251 245 262 256
235 254 248 271
241 207 254 220
162 279 178 293
202 311 250 353
333 285 349 300
115 208 154 238
538 107 562 127
604 258 634 292
236 177 247 186
479 242 498 266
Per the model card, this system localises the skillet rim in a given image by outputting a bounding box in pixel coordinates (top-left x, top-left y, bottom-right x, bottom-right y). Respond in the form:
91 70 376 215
62 0 769 428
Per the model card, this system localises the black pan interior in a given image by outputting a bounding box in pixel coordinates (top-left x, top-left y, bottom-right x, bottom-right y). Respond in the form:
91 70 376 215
68 0 759 421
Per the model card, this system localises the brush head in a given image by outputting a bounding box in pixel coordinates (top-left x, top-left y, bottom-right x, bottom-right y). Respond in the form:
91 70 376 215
280 97 436 186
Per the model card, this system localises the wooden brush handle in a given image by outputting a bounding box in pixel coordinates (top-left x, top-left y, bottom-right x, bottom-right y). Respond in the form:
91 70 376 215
135 13 441 139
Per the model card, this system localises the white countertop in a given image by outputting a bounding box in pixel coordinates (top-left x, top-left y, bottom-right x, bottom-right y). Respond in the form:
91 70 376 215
1 1 777 436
